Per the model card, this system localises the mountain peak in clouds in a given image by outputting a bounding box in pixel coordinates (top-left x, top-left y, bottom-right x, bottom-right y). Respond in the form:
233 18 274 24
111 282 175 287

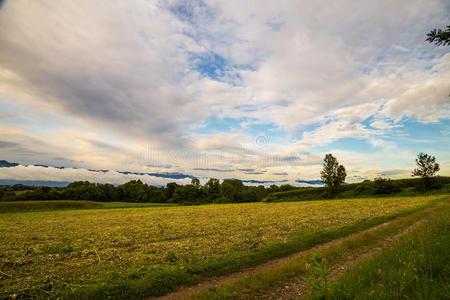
0 160 19 168
295 179 324 186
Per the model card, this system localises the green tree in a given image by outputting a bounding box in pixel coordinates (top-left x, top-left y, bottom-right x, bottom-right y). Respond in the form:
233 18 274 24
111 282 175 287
165 182 180 200
411 153 440 189
146 186 168 203
279 184 296 192
191 178 201 188
426 25 450 46
204 178 221 201
242 188 258 202
320 154 346 198
255 185 268 201
220 179 244 203
100 183 119 202
171 184 202 204
117 180 149 202
267 184 279 193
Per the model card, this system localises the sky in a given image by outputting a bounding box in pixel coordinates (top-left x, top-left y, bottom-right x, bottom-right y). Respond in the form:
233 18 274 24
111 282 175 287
0 0 449 186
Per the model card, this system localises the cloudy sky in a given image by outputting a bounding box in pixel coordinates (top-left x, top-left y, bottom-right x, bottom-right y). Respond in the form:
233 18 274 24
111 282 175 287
0 0 449 186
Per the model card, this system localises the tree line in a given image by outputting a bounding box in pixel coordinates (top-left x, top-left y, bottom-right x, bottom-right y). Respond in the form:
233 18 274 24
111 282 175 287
0 152 442 203
0 178 297 204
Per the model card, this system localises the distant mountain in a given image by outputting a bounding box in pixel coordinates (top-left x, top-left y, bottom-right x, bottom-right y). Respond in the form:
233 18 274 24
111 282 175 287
33 164 49 168
0 179 71 187
88 169 109 173
148 172 196 180
295 179 324 186
0 160 69 169
117 171 196 180
33 164 66 169
0 160 19 168
0 160 307 186
224 178 289 184
242 179 289 184
0 160 196 180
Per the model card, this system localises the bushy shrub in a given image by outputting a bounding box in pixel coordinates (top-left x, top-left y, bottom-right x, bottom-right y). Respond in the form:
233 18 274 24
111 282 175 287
353 180 374 196
374 177 399 194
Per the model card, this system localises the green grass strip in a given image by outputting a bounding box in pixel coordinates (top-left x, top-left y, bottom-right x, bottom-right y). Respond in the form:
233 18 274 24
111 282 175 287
0 200 103 213
307 203 449 299
190 198 449 299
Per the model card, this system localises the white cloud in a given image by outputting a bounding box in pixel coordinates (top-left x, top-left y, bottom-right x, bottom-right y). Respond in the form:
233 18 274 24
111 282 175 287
0 165 192 186
369 119 402 130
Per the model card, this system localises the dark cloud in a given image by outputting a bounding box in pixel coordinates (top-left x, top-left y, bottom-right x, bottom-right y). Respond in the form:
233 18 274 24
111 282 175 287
377 169 408 176
52 157 80 163
240 179 288 184
147 164 172 169
0 1 208 149
0 141 44 158
0 0 7 10
273 172 288 175
83 139 123 152
237 168 267 174
193 168 233 172
243 171 266 175
295 179 324 185
0 141 19 148
352 175 369 181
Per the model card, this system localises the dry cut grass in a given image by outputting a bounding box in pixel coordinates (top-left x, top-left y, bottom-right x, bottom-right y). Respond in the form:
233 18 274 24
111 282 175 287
0 195 442 299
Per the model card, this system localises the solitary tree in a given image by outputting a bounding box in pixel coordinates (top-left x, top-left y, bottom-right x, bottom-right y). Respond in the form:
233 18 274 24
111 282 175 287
320 154 346 197
411 153 440 189
426 25 450 46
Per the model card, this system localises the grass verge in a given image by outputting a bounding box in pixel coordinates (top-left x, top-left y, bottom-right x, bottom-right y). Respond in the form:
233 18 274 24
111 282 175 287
190 198 449 299
307 202 449 299
102 202 177 209
0 200 103 213
0 201 177 213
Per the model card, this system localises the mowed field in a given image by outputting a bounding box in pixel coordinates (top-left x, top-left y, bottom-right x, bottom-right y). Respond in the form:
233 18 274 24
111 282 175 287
0 196 444 299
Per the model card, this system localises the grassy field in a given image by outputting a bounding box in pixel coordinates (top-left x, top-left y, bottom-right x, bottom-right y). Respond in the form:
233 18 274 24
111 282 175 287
0 195 445 299
190 198 448 299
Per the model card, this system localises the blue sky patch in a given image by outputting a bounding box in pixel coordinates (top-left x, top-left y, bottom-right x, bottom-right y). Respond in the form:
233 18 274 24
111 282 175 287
191 52 228 80
195 115 245 134
310 137 377 154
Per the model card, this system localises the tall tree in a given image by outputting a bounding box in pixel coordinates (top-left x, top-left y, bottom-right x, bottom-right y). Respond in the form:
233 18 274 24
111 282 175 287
411 153 440 189
426 25 450 46
165 182 179 199
221 179 244 203
320 154 346 197
204 178 220 201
